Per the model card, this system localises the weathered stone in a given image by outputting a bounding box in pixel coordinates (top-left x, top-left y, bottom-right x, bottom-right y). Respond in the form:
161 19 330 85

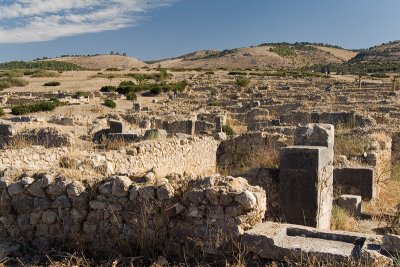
156 184 175 200
220 194 233 206
129 186 139 201
205 189 219 205
234 190 257 210
381 234 400 255
11 194 34 213
30 212 42 225
138 186 156 200
99 181 112 195
280 146 333 230
333 167 375 201
89 200 106 210
0 215 15 226
111 176 132 197
8 181 27 196
51 195 71 208
42 210 57 224
26 182 46 198
294 123 334 149
16 214 30 226
66 181 86 198
33 198 52 211
186 190 204 204
46 179 69 198
337 195 362 216
243 221 391 264
108 119 124 134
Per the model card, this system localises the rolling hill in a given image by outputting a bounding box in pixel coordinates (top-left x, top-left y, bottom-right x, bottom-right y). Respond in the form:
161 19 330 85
350 40 400 64
153 43 358 70
50 55 148 70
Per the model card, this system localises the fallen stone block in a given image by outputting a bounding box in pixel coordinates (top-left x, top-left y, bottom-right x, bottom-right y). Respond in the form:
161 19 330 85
242 221 392 265
381 234 400 255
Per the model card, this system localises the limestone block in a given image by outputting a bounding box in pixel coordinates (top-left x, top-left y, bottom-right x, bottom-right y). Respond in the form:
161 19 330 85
381 234 400 255
294 123 334 150
280 146 333 229
337 195 362 216
333 167 375 201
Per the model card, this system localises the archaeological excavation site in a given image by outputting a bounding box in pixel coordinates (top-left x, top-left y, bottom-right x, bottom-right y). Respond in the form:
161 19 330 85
1 40 400 266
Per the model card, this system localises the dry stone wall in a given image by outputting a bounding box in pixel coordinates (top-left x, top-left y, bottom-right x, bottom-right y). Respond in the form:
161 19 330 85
0 174 266 257
0 137 219 178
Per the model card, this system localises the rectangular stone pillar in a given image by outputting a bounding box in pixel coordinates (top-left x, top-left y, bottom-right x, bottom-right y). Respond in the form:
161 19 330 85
279 146 333 230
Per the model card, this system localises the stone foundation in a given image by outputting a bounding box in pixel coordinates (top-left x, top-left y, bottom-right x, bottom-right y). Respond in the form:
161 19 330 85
0 174 266 257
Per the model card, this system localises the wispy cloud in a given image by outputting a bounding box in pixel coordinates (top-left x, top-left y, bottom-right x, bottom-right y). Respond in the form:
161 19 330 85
0 0 175 43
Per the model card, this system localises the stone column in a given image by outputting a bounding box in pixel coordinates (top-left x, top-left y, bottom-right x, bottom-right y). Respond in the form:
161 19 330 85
279 124 334 230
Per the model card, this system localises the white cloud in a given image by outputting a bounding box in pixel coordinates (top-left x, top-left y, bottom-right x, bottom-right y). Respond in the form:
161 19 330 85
0 0 176 43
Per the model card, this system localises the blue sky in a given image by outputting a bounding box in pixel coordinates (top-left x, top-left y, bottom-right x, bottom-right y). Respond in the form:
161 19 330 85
0 0 399 62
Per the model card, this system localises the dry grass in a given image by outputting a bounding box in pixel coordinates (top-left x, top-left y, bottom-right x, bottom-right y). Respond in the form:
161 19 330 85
334 132 371 158
331 206 359 232
3 135 34 149
100 137 130 150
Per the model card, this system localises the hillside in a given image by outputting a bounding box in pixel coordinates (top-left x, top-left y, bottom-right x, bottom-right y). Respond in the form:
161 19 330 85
154 43 357 70
50 55 148 70
350 40 400 64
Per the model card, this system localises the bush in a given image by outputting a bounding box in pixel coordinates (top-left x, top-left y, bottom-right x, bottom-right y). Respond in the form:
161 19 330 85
228 71 247 75
100 85 117 92
25 70 60 77
126 91 137 101
149 87 162 95
103 99 116 108
73 91 85 99
0 107 5 116
11 99 61 115
269 44 296 57
0 70 24 78
0 77 29 90
235 76 250 87
43 81 60 86
222 125 235 136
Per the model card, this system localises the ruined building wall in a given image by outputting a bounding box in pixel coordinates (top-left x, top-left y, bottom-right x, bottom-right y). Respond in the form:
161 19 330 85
0 137 219 178
216 133 289 219
0 174 266 257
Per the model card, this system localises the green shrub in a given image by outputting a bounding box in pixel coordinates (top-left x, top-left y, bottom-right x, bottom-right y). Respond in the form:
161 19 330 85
11 99 61 115
235 76 250 87
126 91 137 101
0 70 24 78
100 85 117 92
25 70 60 77
0 77 29 90
43 81 60 86
150 87 162 95
103 99 116 108
208 100 221 106
73 91 84 99
228 71 247 75
222 125 235 136
0 107 5 116
270 44 296 57
0 60 84 71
